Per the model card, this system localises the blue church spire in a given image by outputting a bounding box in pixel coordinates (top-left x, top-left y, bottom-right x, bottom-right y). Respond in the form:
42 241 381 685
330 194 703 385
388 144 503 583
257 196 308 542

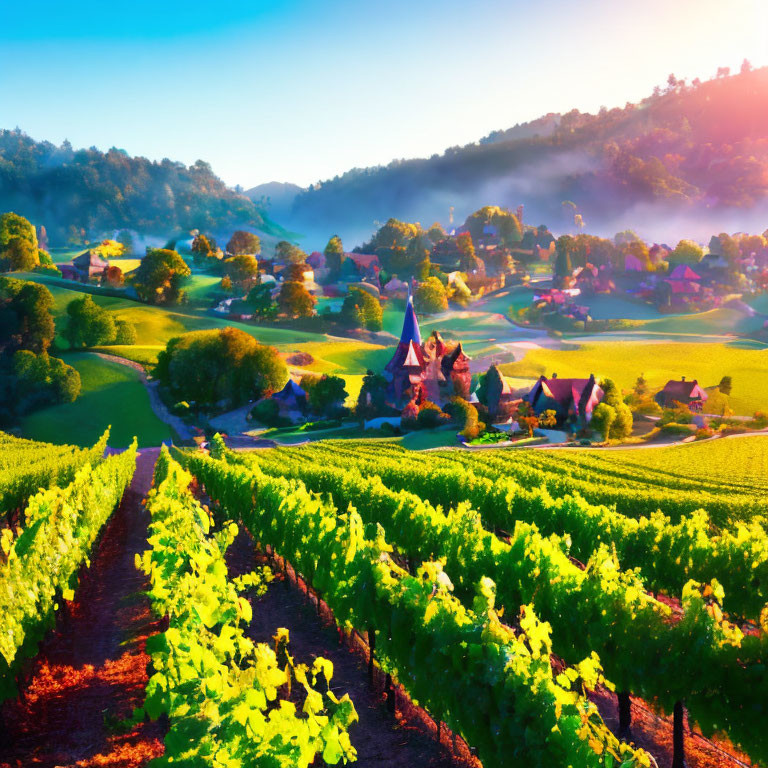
399 294 422 346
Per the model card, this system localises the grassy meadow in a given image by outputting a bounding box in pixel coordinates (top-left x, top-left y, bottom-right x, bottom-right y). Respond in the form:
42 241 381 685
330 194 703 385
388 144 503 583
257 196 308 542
500 340 768 415
20 352 172 448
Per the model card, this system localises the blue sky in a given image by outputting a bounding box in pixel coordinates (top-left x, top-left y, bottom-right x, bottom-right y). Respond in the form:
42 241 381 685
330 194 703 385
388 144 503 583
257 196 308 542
0 0 766 188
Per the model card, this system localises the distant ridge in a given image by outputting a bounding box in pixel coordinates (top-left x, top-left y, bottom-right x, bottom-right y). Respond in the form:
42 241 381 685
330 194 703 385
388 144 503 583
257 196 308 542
280 66 768 244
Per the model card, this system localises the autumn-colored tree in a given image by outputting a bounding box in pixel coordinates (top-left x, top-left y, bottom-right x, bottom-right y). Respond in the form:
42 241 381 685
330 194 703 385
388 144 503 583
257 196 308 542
224 254 260 291
93 239 125 259
277 280 316 318
283 262 308 282
624 240 651 270
102 265 124 287
515 402 539 438
226 230 261 256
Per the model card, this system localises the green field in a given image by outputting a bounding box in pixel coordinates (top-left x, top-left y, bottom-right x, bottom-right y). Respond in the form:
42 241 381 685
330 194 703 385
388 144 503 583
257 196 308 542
19 352 172 448
500 340 768 415
578 435 768 493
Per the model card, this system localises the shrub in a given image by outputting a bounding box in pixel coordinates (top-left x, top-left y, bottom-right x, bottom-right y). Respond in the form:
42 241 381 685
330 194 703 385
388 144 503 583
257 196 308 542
113 319 137 345
416 400 446 429
251 398 288 427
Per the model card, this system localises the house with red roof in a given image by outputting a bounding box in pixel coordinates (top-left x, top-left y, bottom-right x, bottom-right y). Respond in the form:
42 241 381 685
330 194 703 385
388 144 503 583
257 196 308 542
527 373 603 428
340 252 380 282
655 378 708 411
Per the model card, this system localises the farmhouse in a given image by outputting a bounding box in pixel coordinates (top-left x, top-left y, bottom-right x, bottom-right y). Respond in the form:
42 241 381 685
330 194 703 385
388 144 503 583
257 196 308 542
527 373 603 427
655 377 708 411
62 250 109 282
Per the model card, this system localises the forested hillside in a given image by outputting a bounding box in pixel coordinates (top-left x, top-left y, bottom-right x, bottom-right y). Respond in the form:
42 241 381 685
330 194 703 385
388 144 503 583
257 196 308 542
287 65 768 243
0 130 264 245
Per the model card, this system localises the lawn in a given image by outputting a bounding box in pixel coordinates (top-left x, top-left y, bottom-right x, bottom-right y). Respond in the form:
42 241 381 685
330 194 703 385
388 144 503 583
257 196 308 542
500 340 768 415
290 340 391 374
20 352 172 448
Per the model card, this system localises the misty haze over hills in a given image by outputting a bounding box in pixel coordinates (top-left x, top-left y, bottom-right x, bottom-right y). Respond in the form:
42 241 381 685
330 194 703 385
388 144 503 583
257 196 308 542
266 66 768 247
2 66 767 249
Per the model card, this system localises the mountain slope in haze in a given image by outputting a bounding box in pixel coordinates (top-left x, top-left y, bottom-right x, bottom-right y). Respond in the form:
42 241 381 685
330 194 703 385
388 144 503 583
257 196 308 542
0 130 265 245
286 66 768 244
245 181 304 221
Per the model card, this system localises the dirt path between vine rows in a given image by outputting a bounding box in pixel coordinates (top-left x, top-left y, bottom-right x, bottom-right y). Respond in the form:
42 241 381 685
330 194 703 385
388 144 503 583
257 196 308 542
225 527 476 768
0 448 164 768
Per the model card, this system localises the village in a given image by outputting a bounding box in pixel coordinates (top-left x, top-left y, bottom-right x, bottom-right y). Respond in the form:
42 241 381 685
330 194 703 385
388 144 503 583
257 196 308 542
16 203 765 451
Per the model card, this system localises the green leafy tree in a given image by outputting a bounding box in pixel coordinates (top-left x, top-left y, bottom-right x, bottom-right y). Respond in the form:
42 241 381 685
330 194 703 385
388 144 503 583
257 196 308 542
669 239 704 265
247 283 277 319
133 248 191 305
324 235 344 277
114 318 137 345
464 206 522 246
554 235 575 281
601 378 633 438
0 212 38 252
275 241 308 264
340 287 382 331
224 254 260 291
226 230 261 256
403 236 430 276
457 232 478 272
64 295 117 348
718 375 732 396
155 327 287 407
365 218 420 251
355 370 390 422
413 276 448 314
427 222 446 244
277 280 316 318
300 373 348 417
0 276 55 354
12 350 80 408
1 237 39 272
591 402 616 441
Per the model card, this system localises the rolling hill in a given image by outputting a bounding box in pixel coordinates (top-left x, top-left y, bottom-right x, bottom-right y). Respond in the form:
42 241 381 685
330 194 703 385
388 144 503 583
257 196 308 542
283 65 768 245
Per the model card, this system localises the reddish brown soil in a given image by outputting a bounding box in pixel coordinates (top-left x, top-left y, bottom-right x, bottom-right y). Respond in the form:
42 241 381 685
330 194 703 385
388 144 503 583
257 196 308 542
225 526 475 768
592 688 752 768
0 448 164 768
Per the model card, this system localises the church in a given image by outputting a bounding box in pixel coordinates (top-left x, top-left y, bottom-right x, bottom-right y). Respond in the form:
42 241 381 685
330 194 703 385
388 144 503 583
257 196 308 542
384 296 471 405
